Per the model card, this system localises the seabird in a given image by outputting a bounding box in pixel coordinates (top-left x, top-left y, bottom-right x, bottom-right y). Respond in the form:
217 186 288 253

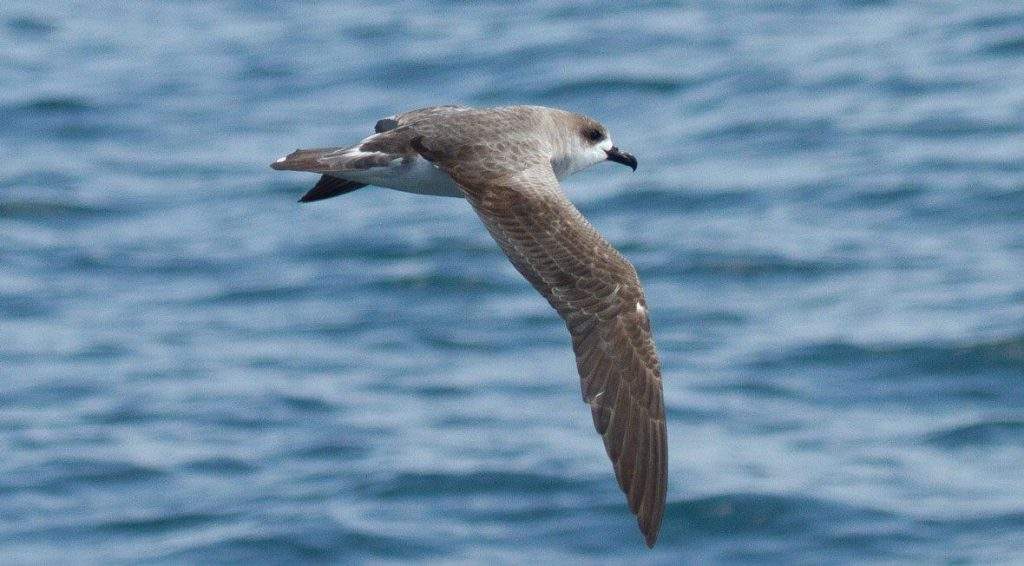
271 105 667 547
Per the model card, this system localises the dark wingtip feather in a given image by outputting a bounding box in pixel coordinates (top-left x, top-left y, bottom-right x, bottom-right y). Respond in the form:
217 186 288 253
643 526 658 548
298 175 367 203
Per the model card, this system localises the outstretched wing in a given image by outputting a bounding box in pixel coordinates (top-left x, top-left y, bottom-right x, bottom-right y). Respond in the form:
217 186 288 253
414 131 667 546
270 125 420 174
272 106 473 174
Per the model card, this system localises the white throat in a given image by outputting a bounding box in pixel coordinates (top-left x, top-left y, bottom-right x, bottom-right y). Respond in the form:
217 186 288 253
551 138 614 180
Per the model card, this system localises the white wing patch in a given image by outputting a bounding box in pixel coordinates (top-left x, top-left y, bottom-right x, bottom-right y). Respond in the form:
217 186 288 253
337 152 464 198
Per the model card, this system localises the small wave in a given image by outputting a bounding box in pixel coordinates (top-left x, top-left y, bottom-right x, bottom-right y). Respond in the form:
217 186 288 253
666 404 724 424
237 62 295 81
833 183 926 208
979 187 1024 214
962 12 1024 31
583 187 758 216
276 393 336 413
917 510 1024 530
181 457 257 474
82 406 158 426
751 336 1024 374
894 116 1021 138
679 491 891 523
14 458 166 492
985 37 1024 56
16 96 93 113
95 511 229 534
365 272 518 295
660 251 859 280
6 16 57 34
908 157 1024 175
197 283 315 305
160 528 441 562
397 383 472 399
924 420 1024 448
289 441 369 460
417 331 515 353
700 117 838 143
69 341 133 361
162 533 337 563
877 75 976 96
0 200 123 220
9 383 98 408
0 294 53 319
291 239 496 263
367 470 591 499
539 76 696 97
694 380 801 400
0 170 78 190
661 492 895 537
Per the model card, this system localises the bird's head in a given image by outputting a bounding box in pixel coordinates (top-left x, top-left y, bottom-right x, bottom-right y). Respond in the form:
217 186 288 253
546 110 637 180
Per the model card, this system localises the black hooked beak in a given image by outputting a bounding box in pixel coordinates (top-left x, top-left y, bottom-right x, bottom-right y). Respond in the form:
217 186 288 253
605 146 638 171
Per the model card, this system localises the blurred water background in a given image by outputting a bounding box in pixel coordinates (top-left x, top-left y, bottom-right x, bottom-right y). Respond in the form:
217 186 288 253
2 1 1023 563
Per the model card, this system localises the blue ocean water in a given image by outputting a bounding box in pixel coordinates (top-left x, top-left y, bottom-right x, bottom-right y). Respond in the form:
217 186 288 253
1 1 1023 563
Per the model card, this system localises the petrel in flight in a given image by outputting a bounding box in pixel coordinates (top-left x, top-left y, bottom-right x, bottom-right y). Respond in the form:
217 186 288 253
272 105 667 547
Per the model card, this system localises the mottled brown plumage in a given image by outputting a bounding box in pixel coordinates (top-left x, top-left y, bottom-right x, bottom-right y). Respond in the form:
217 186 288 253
271 105 667 546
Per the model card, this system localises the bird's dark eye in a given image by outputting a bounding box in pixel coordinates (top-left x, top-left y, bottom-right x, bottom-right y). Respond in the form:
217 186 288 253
585 128 604 142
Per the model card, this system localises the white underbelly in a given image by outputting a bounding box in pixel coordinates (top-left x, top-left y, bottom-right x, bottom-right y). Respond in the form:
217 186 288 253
334 156 465 198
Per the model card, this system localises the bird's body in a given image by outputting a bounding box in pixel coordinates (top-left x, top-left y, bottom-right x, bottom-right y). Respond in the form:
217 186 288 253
331 152 464 197
271 105 666 547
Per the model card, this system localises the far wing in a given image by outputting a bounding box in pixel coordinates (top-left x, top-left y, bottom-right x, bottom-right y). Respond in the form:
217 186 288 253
272 106 469 174
270 126 422 174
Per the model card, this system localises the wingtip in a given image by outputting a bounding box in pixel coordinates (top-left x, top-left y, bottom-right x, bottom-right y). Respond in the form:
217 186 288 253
638 477 665 549
639 509 662 548
643 527 659 548
641 478 667 549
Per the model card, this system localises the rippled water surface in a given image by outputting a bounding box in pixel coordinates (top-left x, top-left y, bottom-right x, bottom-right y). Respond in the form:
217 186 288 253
2 1 1024 563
